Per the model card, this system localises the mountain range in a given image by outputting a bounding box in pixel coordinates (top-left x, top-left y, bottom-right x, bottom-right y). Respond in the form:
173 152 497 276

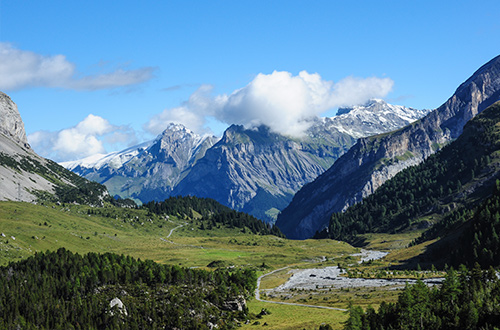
276 54 500 239
62 99 429 222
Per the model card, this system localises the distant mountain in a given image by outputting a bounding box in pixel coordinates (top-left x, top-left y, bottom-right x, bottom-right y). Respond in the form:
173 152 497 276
171 123 354 221
276 55 500 239
62 124 219 203
0 92 108 205
64 100 428 221
330 99 430 138
157 100 428 222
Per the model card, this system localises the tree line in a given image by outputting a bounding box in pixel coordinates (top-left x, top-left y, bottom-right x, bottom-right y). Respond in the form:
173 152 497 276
144 195 284 237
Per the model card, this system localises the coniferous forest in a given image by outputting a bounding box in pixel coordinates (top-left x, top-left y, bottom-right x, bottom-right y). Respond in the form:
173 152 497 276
0 248 256 329
344 266 500 330
144 196 285 237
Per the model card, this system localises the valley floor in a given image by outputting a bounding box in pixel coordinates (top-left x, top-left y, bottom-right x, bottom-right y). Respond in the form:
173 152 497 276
0 201 446 329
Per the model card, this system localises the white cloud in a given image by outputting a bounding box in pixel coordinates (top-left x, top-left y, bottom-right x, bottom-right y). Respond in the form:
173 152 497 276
144 85 225 135
28 114 138 162
0 43 155 91
146 70 394 137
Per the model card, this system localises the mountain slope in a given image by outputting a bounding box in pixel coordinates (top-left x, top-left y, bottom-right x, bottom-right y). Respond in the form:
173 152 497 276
277 55 500 239
330 99 430 138
62 124 219 203
0 92 108 205
316 101 500 245
62 100 428 222
169 101 428 222
171 123 354 221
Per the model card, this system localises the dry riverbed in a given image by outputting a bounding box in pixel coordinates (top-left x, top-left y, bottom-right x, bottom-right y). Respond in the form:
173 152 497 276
257 249 444 309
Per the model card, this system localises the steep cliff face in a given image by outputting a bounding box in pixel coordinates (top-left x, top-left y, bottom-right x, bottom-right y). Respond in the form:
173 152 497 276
0 92 106 204
63 124 219 202
277 55 500 239
171 124 354 220
0 92 28 146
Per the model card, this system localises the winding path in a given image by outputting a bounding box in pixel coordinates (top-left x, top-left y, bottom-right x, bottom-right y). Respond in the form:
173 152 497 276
166 222 188 238
255 266 347 312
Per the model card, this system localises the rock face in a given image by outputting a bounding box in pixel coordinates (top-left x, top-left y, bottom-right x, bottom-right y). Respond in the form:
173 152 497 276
276 55 500 239
63 123 219 202
0 92 28 146
0 91 106 203
172 123 354 221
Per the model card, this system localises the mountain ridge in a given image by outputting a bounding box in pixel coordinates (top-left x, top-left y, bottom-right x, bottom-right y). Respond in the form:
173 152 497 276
276 54 500 239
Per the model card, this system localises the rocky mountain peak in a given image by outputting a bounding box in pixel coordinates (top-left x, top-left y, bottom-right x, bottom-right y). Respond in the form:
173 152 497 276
324 99 431 139
0 91 28 146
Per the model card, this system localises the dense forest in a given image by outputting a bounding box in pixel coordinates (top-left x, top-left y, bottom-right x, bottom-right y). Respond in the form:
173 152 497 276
144 195 284 237
0 248 256 329
316 102 500 244
344 266 500 330
411 179 500 268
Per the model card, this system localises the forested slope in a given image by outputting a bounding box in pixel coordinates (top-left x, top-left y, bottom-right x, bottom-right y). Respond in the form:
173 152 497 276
316 102 500 246
144 195 284 237
344 266 500 330
0 248 256 329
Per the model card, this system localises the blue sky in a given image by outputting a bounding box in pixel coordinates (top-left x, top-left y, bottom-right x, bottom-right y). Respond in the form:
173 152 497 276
1 1 499 161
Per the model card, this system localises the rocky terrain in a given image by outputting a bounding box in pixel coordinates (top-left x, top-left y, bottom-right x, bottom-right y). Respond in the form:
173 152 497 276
0 92 28 146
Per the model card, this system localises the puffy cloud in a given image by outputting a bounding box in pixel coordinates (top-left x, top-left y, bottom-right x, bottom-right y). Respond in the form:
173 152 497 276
144 85 225 135
146 70 394 137
28 114 138 162
0 43 155 91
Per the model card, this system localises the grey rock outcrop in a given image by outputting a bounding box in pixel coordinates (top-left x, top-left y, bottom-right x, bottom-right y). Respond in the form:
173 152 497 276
0 91 106 203
109 297 128 316
222 295 246 312
0 92 28 146
277 55 500 239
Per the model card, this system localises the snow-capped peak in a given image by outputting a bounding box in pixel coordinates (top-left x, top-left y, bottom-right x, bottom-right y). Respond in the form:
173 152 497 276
325 99 431 139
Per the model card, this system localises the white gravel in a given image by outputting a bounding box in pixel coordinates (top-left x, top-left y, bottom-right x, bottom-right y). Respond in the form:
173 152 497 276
274 266 442 291
270 250 442 292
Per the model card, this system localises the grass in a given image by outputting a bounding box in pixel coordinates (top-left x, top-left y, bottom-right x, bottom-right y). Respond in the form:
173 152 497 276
242 300 348 330
262 285 403 310
0 201 356 269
